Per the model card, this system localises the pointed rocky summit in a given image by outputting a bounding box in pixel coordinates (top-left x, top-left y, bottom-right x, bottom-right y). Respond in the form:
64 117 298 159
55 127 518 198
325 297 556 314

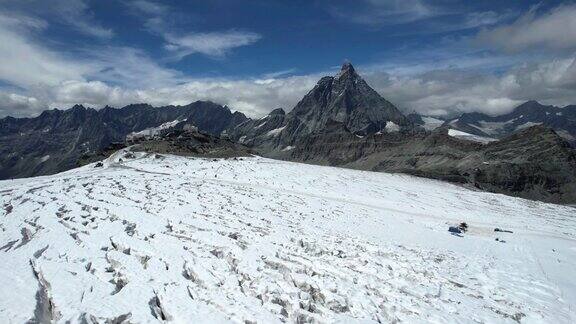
278 62 410 144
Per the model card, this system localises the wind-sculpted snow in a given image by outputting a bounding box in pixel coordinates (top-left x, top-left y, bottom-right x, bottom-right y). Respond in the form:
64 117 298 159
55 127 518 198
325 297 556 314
1 152 575 323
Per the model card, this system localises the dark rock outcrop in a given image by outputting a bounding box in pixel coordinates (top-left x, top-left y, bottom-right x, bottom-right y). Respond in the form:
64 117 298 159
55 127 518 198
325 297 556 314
228 108 287 149
130 123 253 158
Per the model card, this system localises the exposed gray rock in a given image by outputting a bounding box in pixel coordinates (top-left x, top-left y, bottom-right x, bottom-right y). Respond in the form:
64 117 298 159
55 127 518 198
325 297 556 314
279 63 410 145
228 108 288 150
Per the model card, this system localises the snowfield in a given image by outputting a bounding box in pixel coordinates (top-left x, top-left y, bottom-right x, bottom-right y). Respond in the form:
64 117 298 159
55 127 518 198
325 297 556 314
1 152 575 323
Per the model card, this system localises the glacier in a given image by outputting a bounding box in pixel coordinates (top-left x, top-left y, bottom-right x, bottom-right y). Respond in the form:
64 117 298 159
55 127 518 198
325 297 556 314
1 151 575 323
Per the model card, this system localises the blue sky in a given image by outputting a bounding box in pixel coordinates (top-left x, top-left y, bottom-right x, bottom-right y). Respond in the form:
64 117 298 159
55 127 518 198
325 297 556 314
0 0 575 118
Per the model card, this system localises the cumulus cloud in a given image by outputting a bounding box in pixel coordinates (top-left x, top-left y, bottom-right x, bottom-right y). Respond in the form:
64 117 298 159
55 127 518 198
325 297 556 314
1 0 574 122
0 91 45 117
45 75 318 117
477 4 576 53
0 73 320 118
364 57 576 116
5 56 576 120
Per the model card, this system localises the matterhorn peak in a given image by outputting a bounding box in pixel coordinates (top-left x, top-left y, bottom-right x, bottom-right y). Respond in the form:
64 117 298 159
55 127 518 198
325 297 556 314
341 61 355 73
336 61 359 80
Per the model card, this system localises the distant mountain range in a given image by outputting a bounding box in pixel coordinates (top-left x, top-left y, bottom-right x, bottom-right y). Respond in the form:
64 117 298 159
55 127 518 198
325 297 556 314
1 63 576 203
0 101 247 179
438 100 576 144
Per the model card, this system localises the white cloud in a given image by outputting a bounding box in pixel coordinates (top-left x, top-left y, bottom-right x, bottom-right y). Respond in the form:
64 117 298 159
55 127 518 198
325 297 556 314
325 0 508 36
127 0 261 59
1 0 575 122
0 74 319 118
45 75 318 117
327 0 437 25
164 30 262 59
0 10 185 91
56 0 113 39
477 4 576 53
364 57 576 116
0 91 45 117
0 12 92 88
5 56 576 120
88 47 185 88
0 0 113 39
129 0 169 15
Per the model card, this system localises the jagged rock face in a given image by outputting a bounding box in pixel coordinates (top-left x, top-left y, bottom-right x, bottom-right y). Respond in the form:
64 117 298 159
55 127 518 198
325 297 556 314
445 100 576 145
279 63 409 145
228 108 287 149
282 125 576 204
0 101 247 179
470 126 576 202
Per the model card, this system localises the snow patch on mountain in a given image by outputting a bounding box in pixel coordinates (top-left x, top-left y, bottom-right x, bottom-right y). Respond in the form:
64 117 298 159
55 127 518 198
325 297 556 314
126 119 185 141
384 121 400 132
448 129 497 143
516 122 543 131
474 121 510 135
420 116 444 131
266 126 286 137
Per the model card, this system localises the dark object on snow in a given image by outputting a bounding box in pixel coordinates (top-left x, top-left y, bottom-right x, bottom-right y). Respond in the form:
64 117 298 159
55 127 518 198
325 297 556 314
449 222 468 235
495 238 506 243
449 226 462 234
94 162 103 168
494 228 513 233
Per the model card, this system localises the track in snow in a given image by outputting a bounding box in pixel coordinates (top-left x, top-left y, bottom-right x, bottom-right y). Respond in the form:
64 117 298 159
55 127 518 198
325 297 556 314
1 151 575 323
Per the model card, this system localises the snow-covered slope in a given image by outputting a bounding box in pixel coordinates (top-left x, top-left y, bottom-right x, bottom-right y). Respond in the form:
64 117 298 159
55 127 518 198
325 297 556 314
1 153 575 323
448 129 497 143
126 119 185 141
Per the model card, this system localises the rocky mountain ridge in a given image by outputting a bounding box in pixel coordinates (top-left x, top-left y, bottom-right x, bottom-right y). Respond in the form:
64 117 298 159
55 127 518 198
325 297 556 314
0 101 247 179
2 63 576 203
437 100 576 145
